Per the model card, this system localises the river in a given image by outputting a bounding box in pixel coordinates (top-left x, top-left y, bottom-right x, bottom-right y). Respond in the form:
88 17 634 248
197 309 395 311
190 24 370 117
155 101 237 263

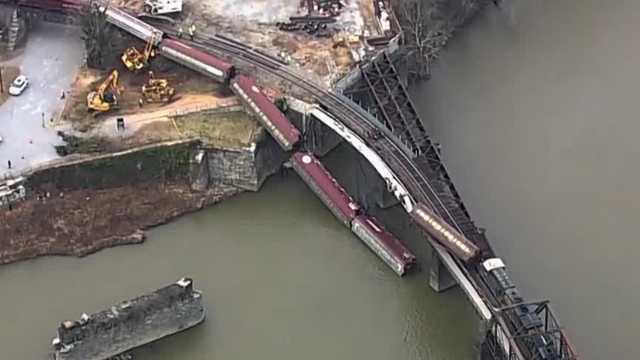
413 0 640 358
0 174 477 359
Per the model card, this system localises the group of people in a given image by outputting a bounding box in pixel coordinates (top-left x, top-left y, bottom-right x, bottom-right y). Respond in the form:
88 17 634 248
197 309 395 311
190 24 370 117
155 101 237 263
177 24 197 40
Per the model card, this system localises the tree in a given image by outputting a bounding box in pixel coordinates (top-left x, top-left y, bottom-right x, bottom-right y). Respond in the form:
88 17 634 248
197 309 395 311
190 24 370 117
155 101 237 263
81 0 114 69
393 0 488 79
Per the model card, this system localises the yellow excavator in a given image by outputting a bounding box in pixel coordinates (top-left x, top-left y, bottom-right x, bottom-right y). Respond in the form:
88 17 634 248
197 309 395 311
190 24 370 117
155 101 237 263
87 69 120 113
141 71 175 104
121 35 156 72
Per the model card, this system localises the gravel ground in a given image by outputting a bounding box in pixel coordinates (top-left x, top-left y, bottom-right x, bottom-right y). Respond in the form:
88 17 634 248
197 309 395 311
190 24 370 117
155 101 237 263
192 0 301 24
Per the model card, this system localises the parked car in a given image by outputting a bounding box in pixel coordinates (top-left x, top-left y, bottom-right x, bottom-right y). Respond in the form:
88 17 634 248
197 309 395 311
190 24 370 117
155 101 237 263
9 75 29 96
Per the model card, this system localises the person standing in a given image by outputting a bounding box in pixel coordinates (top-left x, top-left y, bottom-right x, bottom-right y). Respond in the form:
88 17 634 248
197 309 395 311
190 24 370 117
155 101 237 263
7 160 11 169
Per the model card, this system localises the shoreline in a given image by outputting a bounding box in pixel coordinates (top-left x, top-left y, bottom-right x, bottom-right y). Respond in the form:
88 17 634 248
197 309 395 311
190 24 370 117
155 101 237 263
0 180 243 266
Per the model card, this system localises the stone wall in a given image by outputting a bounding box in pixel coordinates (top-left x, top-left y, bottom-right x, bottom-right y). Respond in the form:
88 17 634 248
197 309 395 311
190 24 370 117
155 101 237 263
25 140 199 194
207 129 288 191
0 134 284 265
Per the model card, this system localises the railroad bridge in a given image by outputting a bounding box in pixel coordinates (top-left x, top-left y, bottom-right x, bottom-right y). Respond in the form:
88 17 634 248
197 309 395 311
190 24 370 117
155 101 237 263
5 2 578 359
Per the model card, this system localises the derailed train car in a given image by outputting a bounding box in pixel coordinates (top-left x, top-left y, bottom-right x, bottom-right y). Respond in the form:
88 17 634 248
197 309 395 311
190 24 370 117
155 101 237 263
291 152 416 276
290 152 359 226
102 5 163 45
158 38 236 84
351 215 416 276
231 75 301 151
409 202 480 262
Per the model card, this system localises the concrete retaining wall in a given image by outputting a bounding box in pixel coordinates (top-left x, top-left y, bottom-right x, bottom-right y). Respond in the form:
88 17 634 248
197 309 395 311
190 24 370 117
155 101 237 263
25 140 199 193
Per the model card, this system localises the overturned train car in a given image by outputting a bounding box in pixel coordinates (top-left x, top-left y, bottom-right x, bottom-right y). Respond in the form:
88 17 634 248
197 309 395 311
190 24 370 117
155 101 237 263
291 152 415 276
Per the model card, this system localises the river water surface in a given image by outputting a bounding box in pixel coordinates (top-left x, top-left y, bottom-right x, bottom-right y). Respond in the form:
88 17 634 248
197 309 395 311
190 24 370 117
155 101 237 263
414 0 640 358
0 175 476 359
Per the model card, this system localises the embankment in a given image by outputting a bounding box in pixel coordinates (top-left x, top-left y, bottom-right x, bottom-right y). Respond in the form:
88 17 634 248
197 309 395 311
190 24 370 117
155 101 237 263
0 136 286 265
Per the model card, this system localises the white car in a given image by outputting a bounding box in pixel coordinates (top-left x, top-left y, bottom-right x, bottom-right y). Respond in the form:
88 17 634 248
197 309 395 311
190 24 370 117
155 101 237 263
9 75 29 96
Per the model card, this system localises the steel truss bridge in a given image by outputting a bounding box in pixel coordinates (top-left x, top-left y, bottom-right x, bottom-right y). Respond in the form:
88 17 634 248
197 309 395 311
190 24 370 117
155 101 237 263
6 2 578 358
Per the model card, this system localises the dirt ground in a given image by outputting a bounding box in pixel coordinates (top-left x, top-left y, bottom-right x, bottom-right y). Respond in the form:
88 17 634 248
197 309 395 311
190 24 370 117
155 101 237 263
0 180 241 265
113 109 260 150
178 0 379 86
0 66 20 107
61 54 223 133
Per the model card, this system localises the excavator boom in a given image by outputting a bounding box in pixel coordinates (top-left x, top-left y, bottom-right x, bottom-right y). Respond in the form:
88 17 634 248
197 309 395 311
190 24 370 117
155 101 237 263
87 70 120 113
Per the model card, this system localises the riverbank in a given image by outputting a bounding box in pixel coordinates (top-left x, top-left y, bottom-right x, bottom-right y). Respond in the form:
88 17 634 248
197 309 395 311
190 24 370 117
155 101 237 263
0 180 241 265
0 130 286 265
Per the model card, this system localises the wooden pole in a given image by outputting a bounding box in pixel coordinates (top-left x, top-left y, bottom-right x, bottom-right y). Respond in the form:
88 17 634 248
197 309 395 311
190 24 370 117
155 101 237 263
0 67 4 94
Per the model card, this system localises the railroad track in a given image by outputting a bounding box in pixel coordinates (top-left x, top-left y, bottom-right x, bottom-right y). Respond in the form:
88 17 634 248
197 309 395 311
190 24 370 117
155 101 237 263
186 32 480 251
147 25 575 360
173 30 506 308
154 28 483 242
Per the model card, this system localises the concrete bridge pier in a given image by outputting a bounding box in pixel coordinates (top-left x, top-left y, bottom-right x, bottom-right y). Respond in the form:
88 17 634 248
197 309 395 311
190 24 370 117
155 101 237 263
428 250 457 292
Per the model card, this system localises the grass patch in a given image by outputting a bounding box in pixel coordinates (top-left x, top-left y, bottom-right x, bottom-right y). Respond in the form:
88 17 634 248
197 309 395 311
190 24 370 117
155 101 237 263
174 111 260 149
55 132 110 156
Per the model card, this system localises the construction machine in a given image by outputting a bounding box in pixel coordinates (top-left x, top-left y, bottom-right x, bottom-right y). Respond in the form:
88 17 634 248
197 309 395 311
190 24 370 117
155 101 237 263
332 32 360 48
121 35 156 72
87 70 120 113
141 71 175 104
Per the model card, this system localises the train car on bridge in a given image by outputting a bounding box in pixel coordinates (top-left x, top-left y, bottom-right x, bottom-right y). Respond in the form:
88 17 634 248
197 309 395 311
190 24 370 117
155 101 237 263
351 215 416 276
291 152 359 226
232 75 301 151
158 38 235 84
409 203 480 262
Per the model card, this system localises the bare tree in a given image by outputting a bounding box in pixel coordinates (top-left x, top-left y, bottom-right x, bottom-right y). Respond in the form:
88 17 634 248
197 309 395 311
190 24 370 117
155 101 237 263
393 0 489 79
81 0 114 69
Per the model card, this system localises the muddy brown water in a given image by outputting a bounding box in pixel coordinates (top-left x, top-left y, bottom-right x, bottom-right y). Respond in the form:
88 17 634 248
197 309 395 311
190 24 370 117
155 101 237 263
413 0 640 358
0 175 477 359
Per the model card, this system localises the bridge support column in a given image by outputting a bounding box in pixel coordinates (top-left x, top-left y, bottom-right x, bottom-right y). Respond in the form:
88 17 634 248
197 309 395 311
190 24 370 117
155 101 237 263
428 250 457 292
474 319 490 360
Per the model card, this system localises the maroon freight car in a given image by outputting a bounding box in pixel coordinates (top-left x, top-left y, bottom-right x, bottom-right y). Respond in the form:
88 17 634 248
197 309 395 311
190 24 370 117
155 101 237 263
409 203 480 262
231 75 301 151
158 38 235 84
291 152 359 226
351 215 416 276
